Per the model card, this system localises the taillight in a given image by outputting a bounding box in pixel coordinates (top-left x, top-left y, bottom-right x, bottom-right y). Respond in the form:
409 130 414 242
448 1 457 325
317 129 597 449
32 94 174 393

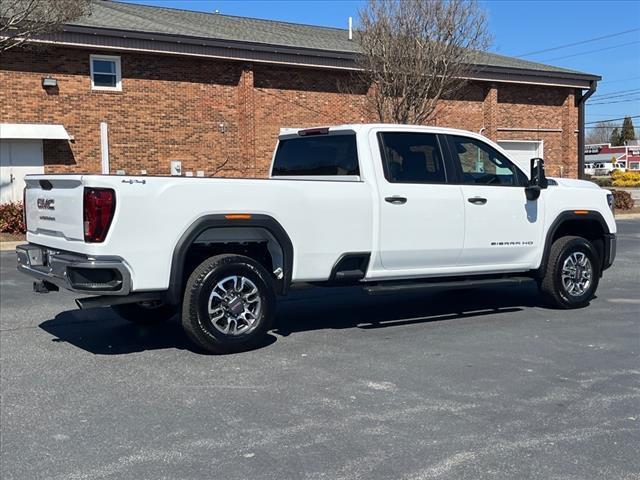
83 188 116 243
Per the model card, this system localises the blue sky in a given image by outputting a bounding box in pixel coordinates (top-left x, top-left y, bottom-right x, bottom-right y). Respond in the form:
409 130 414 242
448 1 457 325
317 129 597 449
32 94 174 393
122 0 640 130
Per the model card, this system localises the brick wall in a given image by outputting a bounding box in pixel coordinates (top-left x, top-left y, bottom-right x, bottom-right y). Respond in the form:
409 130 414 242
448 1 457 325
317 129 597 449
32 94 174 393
0 45 580 178
494 84 579 178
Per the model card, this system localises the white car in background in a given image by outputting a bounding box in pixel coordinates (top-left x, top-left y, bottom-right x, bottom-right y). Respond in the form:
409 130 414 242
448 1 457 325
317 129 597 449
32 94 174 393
592 161 626 176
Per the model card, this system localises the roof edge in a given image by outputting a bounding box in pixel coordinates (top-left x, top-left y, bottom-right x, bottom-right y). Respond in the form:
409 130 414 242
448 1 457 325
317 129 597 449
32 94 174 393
31 25 601 86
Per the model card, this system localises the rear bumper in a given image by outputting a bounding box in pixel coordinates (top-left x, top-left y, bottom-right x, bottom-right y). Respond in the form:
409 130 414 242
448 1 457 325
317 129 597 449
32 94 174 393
16 244 131 295
603 233 616 271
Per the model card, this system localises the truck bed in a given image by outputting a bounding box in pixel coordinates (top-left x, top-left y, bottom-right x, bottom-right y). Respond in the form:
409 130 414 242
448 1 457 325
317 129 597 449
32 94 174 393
24 174 374 290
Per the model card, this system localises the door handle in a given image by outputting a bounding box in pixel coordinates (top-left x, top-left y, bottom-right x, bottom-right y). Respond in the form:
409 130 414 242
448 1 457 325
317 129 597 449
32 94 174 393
385 196 407 205
467 196 487 205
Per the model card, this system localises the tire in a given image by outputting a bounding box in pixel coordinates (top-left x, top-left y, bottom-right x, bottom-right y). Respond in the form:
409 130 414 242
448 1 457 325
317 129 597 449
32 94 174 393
112 301 177 325
539 235 600 309
181 254 276 354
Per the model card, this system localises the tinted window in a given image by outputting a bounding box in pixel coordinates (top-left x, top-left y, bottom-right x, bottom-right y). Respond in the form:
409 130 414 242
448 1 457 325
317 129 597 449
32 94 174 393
449 136 527 186
272 134 359 176
378 132 447 184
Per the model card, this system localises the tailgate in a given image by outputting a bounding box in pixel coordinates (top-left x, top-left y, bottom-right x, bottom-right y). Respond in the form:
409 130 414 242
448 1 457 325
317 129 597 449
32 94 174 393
25 176 85 241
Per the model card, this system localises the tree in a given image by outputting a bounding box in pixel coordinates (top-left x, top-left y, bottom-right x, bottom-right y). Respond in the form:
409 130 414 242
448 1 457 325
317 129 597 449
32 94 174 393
585 121 618 145
621 116 636 144
0 0 91 53
610 127 622 146
355 0 491 124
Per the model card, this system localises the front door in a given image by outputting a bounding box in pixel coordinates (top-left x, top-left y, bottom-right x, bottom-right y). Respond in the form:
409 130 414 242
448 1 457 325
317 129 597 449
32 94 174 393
444 134 545 270
374 131 465 273
0 140 44 203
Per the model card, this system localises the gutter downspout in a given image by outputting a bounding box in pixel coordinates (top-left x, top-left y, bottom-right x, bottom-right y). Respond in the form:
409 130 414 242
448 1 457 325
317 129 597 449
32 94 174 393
577 80 597 179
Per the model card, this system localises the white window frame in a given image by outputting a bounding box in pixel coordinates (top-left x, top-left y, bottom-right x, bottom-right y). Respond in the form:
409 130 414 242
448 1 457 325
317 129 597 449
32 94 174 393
90 54 122 91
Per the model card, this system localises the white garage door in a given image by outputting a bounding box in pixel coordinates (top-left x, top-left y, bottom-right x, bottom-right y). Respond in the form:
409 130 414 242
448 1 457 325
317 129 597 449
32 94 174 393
0 140 44 203
498 140 543 177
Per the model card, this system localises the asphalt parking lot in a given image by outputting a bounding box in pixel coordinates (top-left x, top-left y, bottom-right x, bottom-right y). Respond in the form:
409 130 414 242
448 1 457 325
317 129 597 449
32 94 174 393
1 220 639 480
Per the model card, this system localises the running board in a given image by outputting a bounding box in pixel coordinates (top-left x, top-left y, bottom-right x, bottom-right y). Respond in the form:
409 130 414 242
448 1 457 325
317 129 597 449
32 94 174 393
75 292 163 310
363 276 533 296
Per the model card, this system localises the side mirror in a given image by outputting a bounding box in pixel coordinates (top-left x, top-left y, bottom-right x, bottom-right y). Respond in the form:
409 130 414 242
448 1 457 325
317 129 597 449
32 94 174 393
525 157 548 201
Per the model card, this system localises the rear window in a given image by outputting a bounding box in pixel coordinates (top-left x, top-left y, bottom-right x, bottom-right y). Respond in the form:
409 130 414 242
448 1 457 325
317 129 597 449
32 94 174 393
272 134 359 176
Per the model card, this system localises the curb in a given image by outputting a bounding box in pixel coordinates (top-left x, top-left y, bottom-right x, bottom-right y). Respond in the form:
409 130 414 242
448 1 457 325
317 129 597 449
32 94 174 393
0 241 22 252
615 213 640 220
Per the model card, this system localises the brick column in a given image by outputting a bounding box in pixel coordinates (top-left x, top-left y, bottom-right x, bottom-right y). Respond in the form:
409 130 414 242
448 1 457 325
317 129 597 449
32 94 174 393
561 90 577 178
483 83 498 140
237 65 256 176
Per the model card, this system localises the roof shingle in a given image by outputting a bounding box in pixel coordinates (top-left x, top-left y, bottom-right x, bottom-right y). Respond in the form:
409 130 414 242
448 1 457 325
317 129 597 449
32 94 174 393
70 0 594 77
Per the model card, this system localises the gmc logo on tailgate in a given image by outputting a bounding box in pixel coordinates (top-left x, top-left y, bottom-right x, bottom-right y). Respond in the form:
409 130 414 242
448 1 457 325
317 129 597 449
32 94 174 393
37 198 55 210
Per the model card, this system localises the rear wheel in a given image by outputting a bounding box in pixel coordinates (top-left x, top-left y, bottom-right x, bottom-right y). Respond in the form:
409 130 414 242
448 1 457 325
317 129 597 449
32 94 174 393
112 301 177 325
181 254 276 354
539 236 600 309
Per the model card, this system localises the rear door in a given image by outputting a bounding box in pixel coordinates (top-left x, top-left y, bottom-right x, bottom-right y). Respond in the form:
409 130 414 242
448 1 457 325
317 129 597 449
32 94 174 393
374 131 464 272
443 134 545 269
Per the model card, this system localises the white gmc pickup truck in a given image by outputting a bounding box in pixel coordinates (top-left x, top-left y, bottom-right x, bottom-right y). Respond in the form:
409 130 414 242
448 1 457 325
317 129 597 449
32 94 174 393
17 124 616 353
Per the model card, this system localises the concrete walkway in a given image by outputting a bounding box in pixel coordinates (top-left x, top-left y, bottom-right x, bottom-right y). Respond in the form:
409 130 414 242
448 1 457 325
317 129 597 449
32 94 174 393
615 213 640 220
620 188 640 203
0 241 22 252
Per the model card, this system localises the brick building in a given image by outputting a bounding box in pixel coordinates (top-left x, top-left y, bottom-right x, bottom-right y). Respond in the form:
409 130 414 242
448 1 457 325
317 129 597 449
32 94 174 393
0 0 600 202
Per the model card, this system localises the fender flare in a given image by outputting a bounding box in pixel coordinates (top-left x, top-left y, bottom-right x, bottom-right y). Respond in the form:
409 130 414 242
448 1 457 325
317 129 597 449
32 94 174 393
165 214 293 305
537 210 611 278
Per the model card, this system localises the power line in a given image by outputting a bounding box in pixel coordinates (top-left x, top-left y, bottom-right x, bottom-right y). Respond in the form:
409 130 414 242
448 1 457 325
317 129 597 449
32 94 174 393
587 112 640 119
592 93 640 103
592 90 640 101
586 125 632 128
585 115 640 125
589 97 640 106
589 93 640 105
593 88 640 99
515 28 640 57
587 112 640 118
600 75 640 84
591 97 640 105
592 96 640 102
586 124 637 128
541 40 640 62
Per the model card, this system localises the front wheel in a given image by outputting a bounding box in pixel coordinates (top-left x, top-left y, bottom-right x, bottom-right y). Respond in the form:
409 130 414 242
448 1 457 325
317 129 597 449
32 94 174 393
181 254 276 354
539 236 600 309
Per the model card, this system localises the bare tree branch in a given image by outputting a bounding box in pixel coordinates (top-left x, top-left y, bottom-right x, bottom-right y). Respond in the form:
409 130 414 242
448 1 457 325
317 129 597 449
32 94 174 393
211 156 232 176
0 0 91 53
585 121 618 145
354 0 491 124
